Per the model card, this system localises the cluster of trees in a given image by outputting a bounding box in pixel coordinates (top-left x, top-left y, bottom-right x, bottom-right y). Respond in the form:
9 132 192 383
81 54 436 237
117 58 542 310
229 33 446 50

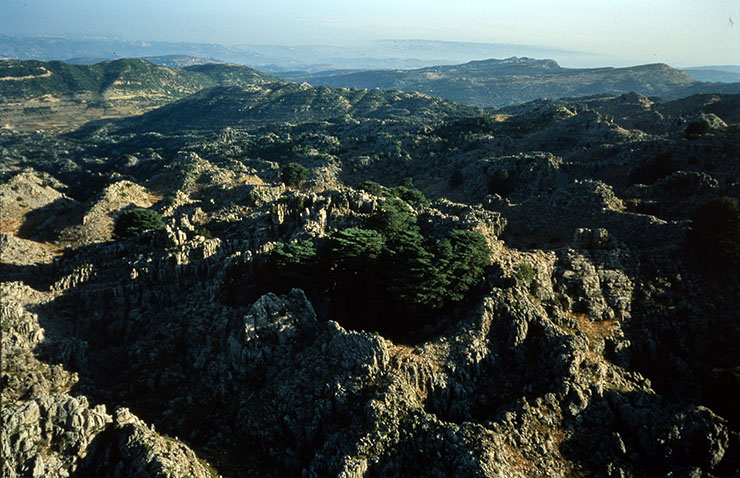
259 193 491 338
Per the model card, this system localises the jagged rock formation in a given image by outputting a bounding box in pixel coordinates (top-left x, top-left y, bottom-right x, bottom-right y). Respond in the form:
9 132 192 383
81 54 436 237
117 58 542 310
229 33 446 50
2 79 739 477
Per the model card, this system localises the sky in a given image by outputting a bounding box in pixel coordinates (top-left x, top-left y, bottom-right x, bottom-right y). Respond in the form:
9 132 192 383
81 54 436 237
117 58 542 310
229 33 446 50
2 0 739 67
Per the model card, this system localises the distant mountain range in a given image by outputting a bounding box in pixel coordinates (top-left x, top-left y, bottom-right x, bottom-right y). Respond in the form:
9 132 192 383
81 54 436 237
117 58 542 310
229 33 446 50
680 66 740 83
297 58 740 107
3 55 740 131
0 35 596 72
66 55 225 68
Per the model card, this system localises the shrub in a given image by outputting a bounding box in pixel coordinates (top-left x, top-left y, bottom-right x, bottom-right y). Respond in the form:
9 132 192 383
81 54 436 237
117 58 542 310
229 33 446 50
515 262 536 286
281 162 309 187
360 180 384 196
685 119 712 139
435 115 497 140
686 196 740 270
195 227 212 239
114 208 165 239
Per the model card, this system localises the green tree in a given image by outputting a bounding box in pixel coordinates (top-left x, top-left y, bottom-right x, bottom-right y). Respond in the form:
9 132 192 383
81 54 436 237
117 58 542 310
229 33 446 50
360 180 385 196
326 227 385 278
281 162 309 187
367 198 418 238
390 184 430 210
685 119 712 139
258 239 319 294
272 239 318 269
381 229 441 310
114 208 165 239
436 229 491 302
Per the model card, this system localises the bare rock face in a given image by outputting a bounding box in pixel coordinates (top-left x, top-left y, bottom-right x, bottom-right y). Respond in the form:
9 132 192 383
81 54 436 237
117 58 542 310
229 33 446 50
1 396 215 478
1 394 110 478
1 269 217 478
75 407 217 478
1 281 79 405
0 233 57 266
59 180 158 245
0 169 75 236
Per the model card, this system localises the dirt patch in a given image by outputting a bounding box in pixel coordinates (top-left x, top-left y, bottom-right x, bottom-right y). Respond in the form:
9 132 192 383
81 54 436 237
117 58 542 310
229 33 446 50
0 66 52 81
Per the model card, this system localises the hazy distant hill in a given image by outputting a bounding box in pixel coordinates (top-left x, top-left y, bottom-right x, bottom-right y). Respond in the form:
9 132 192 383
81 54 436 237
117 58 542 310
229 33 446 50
681 66 740 83
0 35 275 67
0 58 278 130
143 55 225 68
301 57 740 107
0 58 274 99
64 55 223 67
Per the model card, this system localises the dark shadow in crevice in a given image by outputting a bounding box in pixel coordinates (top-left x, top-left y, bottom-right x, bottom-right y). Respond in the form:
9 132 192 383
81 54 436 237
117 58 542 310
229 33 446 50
425 314 572 425
16 197 79 243
23 233 292 477
560 389 740 477
0 261 57 290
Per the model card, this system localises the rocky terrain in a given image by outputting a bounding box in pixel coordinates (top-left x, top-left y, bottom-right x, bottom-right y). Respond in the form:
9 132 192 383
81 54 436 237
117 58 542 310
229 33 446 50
2 67 740 477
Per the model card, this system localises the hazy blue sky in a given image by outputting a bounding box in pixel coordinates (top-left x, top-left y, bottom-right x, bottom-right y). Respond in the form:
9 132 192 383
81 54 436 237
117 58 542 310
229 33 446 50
3 0 739 66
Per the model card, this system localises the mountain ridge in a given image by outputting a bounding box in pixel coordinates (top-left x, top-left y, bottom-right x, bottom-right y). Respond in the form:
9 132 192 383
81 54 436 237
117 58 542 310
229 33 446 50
0 58 280 131
298 57 740 107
